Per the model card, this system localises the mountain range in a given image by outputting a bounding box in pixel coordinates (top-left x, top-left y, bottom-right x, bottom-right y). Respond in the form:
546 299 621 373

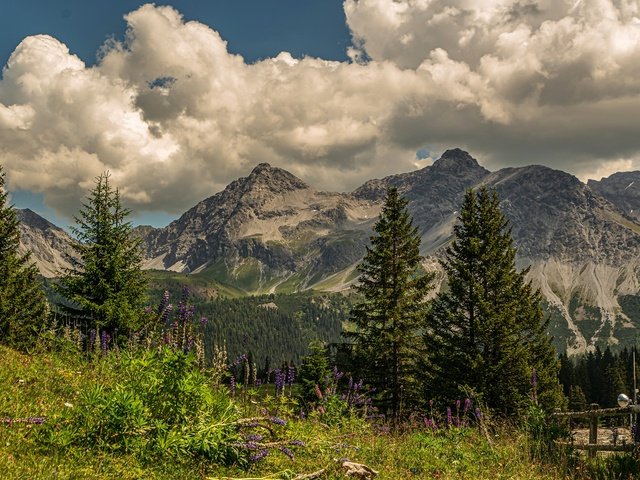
17 149 640 355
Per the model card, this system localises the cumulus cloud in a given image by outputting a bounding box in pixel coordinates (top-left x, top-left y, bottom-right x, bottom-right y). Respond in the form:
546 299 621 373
1 1 640 218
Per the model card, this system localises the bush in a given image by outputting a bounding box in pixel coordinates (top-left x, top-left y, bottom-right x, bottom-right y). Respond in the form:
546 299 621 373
39 347 246 465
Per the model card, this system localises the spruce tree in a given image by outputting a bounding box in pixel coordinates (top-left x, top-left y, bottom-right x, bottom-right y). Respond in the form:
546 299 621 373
348 187 435 420
425 187 564 414
56 172 147 340
0 166 47 349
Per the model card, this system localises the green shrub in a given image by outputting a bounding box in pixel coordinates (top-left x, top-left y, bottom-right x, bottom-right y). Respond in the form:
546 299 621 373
38 347 246 465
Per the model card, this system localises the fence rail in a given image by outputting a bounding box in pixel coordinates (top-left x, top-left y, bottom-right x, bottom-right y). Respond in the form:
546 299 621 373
551 403 639 458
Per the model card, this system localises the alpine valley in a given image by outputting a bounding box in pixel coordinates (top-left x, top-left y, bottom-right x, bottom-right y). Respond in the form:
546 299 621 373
18 149 640 355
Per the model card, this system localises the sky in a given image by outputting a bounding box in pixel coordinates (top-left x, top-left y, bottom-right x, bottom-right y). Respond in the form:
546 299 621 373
1 0 640 228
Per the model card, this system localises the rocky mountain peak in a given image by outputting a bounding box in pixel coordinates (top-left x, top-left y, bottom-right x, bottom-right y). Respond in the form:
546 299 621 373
431 148 481 171
16 208 62 232
243 162 309 193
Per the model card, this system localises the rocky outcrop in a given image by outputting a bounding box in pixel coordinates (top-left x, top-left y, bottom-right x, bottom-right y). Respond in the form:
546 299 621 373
16 208 77 278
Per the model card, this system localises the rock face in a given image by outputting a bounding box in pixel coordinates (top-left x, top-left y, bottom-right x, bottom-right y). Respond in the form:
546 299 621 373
16 209 77 278
17 150 640 353
588 171 640 221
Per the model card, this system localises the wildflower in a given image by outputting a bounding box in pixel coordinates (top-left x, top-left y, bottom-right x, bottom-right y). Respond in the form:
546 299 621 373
200 316 208 326
290 439 306 447
64 402 73 408
249 449 269 462
314 384 323 400
100 330 108 354
463 398 472 414
286 364 296 386
244 433 264 442
269 416 286 426
446 407 452 426
230 375 236 396
474 408 482 419
279 446 295 461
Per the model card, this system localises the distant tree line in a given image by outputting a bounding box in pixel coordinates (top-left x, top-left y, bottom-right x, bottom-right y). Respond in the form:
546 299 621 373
558 347 640 410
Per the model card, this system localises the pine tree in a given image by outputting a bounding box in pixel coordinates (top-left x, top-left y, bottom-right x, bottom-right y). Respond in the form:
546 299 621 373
56 172 147 340
425 187 564 414
0 166 47 349
298 340 331 407
347 187 435 420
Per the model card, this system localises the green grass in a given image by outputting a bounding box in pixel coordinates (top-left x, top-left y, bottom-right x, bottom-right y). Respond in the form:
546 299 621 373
1 345 637 479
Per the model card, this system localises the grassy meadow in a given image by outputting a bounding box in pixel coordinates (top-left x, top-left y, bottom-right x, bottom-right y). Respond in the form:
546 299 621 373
2 343 638 480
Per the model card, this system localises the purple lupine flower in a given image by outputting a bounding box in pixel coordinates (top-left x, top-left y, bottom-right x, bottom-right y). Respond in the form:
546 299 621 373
279 446 294 460
88 329 96 349
275 369 285 393
249 449 269 462
269 416 286 426
464 398 472 414
245 441 258 450
348 376 353 391
333 366 344 381
158 291 170 315
230 375 236 396
455 399 461 412
290 439 306 447
100 330 108 354
244 433 264 442
26 417 45 424
255 379 262 387
446 407 453 426
286 365 296 386
474 408 482 419
200 317 208 326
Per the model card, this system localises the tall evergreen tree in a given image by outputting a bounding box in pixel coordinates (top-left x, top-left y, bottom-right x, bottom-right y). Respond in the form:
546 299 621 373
56 172 147 339
425 187 564 414
347 187 435 420
0 166 47 349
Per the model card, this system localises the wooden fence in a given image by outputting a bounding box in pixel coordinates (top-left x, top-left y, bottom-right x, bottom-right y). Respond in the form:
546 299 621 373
551 403 639 458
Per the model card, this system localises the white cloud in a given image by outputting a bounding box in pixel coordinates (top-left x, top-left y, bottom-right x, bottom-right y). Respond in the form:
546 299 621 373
1 1 640 218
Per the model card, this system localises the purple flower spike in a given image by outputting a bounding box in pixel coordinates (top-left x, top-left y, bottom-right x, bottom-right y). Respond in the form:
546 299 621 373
269 416 286 426
280 446 295 461
249 449 269 462
464 398 472 414
100 330 108 354
446 407 452 426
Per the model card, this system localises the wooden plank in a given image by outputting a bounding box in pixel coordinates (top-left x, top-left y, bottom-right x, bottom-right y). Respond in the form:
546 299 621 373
554 441 637 452
551 406 631 419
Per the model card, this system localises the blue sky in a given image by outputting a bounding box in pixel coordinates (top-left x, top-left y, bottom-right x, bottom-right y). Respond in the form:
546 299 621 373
2 1 640 231
1 1 351 67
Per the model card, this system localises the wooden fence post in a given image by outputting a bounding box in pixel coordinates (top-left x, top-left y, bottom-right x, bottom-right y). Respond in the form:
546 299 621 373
589 403 599 458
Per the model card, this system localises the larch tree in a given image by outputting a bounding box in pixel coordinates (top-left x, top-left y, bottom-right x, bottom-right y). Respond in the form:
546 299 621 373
425 187 564 414
56 172 147 341
0 165 47 349
348 186 435 420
